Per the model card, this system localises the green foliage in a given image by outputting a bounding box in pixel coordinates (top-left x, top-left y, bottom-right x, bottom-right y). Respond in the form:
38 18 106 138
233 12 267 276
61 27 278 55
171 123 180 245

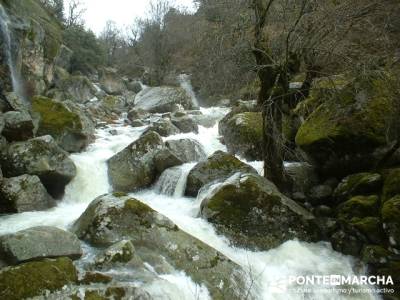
62 25 105 74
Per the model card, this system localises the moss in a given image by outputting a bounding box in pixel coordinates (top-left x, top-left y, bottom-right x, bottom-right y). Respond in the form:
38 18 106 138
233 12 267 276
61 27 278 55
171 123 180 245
334 172 382 200
361 245 390 264
337 195 379 220
295 74 398 155
382 168 400 203
81 272 112 285
32 96 82 136
84 291 107 300
124 199 154 216
350 217 384 244
0 257 77 300
381 195 400 222
112 192 127 198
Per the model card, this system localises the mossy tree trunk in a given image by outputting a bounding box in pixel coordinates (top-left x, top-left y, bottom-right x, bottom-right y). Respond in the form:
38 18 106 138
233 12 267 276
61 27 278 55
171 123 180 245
252 0 287 190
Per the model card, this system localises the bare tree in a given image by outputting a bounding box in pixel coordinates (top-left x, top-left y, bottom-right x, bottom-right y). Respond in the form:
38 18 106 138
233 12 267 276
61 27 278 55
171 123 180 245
66 0 85 27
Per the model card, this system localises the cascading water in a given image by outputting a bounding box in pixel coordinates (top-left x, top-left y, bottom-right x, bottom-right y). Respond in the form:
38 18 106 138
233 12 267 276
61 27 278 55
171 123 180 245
0 5 25 101
0 103 379 298
178 73 199 108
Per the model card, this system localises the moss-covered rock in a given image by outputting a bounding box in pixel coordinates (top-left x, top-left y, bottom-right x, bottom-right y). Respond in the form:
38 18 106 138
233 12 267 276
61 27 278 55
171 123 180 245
219 112 263 160
382 195 400 248
334 172 382 202
295 74 400 176
382 168 400 203
32 96 95 152
2 111 34 142
144 118 180 137
361 245 390 265
0 257 78 300
95 240 136 266
107 131 165 192
200 172 320 250
337 195 379 220
185 150 257 197
100 95 126 113
72 194 249 299
349 217 385 245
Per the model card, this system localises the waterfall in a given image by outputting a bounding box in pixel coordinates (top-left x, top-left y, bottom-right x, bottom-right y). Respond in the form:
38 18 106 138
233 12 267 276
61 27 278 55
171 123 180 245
0 5 25 101
155 163 196 197
178 74 199 109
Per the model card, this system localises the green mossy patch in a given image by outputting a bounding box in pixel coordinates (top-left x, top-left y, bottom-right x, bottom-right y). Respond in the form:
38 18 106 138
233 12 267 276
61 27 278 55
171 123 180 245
381 195 400 223
295 74 399 157
382 168 400 203
334 172 382 201
337 195 379 220
350 217 384 244
32 96 82 136
0 257 77 300
361 245 390 264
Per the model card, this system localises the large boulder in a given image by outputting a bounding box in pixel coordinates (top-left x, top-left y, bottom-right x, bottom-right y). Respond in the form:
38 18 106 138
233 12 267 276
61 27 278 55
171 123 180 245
2 111 34 142
200 172 320 250
0 257 78 300
295 75 400 176
99 68 126 95
53 67 97 103
107 131 165 192
72 194 249 299
32 96 95 152
134 87 193 113
0 226 82 265
100 95 127 113
185 151 257 197
0 135 77 198
0 175 55 213
165 138 207 163
219 112 263 160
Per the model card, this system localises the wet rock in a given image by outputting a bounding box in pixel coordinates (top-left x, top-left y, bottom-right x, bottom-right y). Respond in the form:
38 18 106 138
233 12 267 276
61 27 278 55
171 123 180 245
107 131 164 192
2 111 34 142
32 96 95 152
334 172 382 202
171 115 198 133
153 148 183 174
130 120 146 127
0 257 78 300
99 68 126 95
134 86 193 113
0 135 77 198
81 272 113 285
95 240 137 266
200 172 320 250
0 226 82 264
72 194 249 299
349 217 385 245
0 175 55 213
165 138 207 162
145 118 180 137
219 112 263 160
382 195 400 249
331 230 363 256
185 151 257 197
